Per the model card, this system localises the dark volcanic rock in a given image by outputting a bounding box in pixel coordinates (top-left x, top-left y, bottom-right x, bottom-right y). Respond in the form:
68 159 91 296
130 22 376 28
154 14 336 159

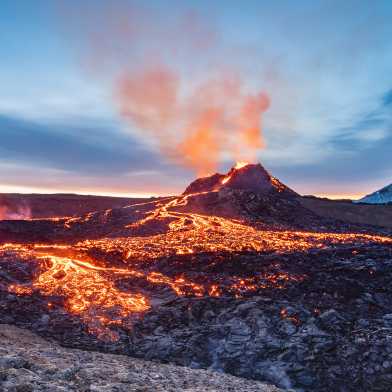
1 163 389 244
1 163 392 392
126 244 392 392
183 173 226 195
2 243 392 391
0 324 280 392
0 193 150 219
183 163 297 197
222 163 296 196
178 187 319 229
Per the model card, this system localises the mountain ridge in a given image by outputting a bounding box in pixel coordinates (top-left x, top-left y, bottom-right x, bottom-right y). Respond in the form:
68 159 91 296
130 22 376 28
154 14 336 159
356 183 392 204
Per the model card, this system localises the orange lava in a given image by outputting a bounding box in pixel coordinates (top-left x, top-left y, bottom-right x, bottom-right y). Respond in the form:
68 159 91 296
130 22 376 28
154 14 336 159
234 161 249 169
222 161 250 184
1 193 391 341
221 176 231 185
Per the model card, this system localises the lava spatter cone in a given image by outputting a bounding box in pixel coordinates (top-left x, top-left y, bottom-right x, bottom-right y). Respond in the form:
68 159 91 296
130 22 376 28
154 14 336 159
183 162 297 197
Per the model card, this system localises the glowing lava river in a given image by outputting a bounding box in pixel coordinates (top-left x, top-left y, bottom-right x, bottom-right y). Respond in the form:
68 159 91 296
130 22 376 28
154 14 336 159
2 165 392 390
1 194 391 341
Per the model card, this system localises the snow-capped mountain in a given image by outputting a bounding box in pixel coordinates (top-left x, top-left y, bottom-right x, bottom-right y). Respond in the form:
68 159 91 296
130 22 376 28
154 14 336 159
356 184 392 204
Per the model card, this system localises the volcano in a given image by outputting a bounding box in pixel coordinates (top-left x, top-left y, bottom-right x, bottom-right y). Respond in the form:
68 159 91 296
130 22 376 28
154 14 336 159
0 163 328 243
1 163 392 391
184 162 297 196
179 162 321 229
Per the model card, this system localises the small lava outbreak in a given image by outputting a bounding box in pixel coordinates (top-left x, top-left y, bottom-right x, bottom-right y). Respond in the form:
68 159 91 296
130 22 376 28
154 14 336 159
1 162 392 391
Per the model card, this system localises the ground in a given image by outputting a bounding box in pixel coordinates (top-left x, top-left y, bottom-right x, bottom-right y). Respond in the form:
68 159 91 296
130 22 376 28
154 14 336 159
0 323 281 392
1 165 392 391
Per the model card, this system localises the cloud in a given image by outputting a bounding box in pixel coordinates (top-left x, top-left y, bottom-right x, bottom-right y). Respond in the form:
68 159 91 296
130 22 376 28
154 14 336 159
383 89 392 107
2 1 392 197
0 114 198 195
269 88 392 195
329 88 392 151
0 114 164 175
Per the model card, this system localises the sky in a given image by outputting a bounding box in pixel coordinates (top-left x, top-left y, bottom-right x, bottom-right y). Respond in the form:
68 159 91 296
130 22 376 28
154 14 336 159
0 0 391 199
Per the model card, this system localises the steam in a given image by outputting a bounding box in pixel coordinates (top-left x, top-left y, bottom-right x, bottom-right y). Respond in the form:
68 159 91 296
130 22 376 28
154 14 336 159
60 3 270 175
0 203 31 221
117 69 270 175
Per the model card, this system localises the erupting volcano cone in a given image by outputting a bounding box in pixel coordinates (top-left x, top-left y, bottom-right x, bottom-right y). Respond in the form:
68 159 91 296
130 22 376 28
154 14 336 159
183 162 297 197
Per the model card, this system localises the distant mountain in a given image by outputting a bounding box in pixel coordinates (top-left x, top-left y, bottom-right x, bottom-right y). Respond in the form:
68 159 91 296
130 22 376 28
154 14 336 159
356 184 392 204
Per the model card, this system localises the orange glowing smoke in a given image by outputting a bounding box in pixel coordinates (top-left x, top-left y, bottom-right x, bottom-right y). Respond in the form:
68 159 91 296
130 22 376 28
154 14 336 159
61 3 271 176
238 94 270 149
118 66 179 134
117 70 270 176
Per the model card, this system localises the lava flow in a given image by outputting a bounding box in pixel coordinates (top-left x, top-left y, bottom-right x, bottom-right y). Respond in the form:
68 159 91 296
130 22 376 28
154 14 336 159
1 163 392 341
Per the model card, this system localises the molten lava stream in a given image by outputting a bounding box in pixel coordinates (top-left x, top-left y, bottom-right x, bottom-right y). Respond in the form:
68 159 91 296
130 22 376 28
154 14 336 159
1 203 391 343
2 244 150 341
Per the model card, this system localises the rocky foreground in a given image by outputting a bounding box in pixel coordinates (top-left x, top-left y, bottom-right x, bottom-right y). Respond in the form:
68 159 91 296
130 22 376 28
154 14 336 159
0 324 281 392
2 240 392 391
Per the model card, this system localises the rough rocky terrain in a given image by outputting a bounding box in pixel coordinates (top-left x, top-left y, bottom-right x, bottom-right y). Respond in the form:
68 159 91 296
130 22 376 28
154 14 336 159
1 163 392 391
300 196 392 229
2 240 392 391
0 193 150 220
0 324 281 391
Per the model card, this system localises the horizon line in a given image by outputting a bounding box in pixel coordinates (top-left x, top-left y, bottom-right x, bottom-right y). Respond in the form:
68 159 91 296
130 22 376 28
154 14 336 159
0 184 363 201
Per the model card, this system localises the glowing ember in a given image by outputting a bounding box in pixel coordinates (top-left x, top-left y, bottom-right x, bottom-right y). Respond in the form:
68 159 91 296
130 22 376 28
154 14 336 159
222 162 249 184
234 161 249 169
222 176 231 184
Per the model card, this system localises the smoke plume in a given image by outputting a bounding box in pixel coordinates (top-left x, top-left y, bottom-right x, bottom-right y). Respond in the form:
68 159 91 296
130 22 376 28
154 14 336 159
60 2 270 175
0 203 31 221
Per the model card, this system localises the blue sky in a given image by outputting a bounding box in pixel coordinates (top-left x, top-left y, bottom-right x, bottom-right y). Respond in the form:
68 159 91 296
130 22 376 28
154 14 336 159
0 0 391 198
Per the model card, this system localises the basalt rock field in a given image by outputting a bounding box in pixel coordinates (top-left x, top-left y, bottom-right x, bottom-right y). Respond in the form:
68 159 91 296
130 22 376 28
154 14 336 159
1 163 392 391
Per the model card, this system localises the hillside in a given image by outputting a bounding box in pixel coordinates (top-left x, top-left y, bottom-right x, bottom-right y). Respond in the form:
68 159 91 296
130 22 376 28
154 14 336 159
300 196 392 228
356 184 392 204
0 193 151 219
